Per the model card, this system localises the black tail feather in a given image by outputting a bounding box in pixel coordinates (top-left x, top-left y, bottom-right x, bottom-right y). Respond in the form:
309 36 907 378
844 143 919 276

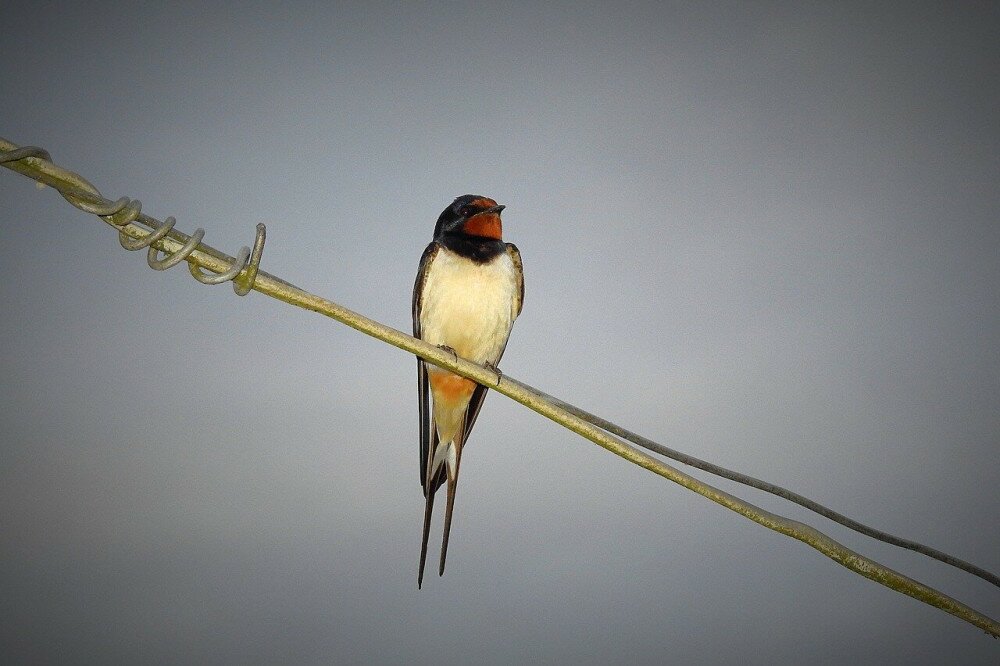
439 454 461 577
418 482 436 589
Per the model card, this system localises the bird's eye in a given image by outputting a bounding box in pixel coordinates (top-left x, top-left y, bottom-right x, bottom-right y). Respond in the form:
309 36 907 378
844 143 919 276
459 205 477 217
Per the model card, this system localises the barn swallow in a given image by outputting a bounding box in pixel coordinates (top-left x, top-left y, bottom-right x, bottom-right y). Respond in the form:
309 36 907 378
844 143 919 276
412 195 524 588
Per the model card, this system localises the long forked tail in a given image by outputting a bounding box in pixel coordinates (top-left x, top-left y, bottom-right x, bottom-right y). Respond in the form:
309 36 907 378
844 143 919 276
418 433 464 587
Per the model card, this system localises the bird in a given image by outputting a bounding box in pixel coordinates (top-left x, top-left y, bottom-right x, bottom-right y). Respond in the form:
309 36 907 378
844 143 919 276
412 194 524 588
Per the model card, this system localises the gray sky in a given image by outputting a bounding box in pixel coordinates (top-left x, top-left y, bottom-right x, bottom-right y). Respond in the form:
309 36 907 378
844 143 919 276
1 2 998 663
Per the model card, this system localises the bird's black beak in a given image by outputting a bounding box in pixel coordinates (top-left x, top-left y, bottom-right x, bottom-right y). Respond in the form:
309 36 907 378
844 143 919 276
484 204 505 215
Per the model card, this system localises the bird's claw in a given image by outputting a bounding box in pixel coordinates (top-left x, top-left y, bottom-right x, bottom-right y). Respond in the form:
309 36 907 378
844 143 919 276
485 361 503 387
437 344 459 363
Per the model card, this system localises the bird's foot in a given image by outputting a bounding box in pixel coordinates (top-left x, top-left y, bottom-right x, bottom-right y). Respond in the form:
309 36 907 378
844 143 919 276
437 344 459 363
485 361 503 387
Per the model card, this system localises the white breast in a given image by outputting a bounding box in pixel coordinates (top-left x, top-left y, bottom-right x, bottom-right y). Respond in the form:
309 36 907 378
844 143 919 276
419 248 519 365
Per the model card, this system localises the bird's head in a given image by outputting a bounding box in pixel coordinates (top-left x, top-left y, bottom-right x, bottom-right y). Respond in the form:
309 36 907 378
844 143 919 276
434 194 505 240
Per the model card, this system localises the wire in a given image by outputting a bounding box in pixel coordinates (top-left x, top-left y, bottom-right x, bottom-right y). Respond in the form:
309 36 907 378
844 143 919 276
545 393 1000 588
2 136 997 637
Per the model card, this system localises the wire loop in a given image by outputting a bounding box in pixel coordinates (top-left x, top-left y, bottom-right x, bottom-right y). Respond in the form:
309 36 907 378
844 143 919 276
233 223 266 295
147 228 205 270
71 194 130 216
119 216 176 250
190 246 250 284
0 145 51 162
107 198 143 226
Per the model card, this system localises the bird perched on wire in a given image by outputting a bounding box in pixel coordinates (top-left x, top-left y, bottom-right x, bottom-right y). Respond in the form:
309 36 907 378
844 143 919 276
412 194 524 588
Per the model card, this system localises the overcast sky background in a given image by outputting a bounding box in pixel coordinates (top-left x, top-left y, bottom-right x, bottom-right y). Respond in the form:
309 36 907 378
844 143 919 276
1 2 998 663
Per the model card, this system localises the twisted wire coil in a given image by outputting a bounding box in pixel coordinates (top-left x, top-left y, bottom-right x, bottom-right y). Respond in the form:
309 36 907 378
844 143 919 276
0 145 265 295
